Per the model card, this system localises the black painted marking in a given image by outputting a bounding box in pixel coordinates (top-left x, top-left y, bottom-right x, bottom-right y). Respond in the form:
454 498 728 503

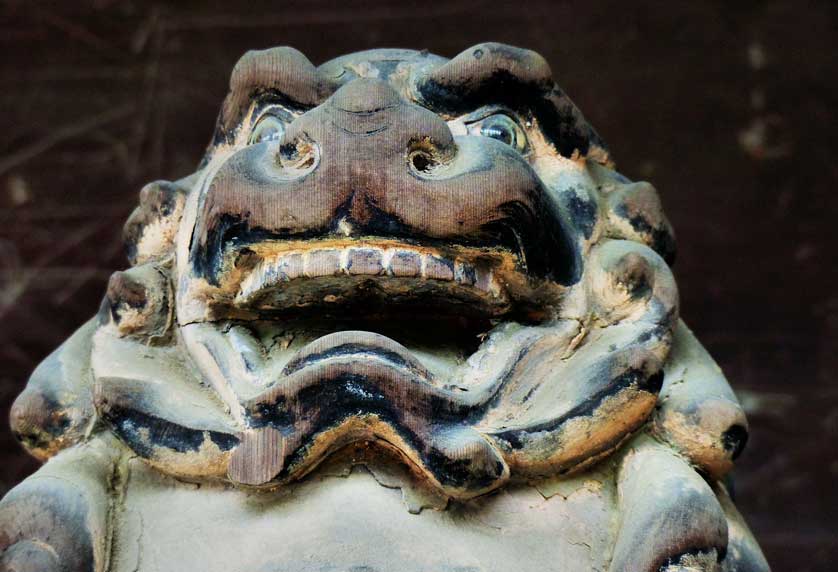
615 202 677 265
490 366 662 448
243 368 508 491
565 192 598 240
721 424 749 460
103 405 239 459
282 343 423 377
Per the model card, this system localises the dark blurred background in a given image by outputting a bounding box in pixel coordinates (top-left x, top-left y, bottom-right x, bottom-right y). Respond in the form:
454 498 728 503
1 1 836 569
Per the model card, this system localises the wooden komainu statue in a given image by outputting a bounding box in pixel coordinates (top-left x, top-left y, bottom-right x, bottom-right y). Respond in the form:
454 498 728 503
0 44 769 572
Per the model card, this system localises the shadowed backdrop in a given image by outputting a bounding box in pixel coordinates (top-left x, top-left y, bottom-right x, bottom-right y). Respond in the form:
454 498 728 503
1 1 836 570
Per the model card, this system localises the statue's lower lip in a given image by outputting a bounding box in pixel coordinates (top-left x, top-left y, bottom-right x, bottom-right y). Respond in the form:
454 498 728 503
279 330 435 379
240 330 490 436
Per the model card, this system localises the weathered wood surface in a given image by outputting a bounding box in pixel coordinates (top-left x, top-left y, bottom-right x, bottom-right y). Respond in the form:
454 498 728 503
0 2 835 570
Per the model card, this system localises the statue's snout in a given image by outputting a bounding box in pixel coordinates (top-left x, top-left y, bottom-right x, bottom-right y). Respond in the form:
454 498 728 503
282 77 455 171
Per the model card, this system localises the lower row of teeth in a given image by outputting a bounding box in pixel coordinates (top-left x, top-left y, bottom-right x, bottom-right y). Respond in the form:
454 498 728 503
237 247 503 299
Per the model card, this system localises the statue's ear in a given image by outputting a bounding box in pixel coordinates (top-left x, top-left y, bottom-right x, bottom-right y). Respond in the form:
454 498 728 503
123 178 189 266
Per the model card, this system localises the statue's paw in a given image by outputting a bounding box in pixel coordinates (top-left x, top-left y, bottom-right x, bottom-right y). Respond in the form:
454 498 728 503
0 477 95 572
1 539 62 572
1 439 115 572
653 320 749 479
610 437 728 572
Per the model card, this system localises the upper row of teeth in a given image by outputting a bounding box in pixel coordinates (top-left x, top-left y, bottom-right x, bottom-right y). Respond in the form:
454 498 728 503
237 246 504 299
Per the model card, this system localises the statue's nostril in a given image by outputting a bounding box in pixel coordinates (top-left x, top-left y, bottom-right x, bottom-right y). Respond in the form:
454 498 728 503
278 135 319 174
408 148 437 173
406 138 453 176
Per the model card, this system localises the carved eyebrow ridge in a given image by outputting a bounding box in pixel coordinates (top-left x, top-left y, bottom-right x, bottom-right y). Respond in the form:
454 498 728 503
416 43 608 159
214 46 334 145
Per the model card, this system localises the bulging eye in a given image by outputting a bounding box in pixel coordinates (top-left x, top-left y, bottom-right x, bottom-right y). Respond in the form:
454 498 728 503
249 114 285 145
476 114 527 152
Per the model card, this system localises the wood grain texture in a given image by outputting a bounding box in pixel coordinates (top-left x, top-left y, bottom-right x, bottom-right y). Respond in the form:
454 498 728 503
0 1 835 570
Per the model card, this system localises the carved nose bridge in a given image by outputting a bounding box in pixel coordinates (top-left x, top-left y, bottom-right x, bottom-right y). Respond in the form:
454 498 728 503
330 77 402 115
325 78 454 155
281 79 410 156
327 78 403 143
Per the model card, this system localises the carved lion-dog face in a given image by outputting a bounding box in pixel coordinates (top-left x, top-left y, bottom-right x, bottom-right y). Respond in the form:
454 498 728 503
99 44 679 500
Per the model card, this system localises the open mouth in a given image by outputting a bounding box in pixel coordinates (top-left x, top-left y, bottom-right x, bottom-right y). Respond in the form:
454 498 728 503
196 236 564 322
234 238 512 314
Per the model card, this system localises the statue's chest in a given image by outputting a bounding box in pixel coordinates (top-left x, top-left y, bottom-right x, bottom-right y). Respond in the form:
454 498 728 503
109 459 617 572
